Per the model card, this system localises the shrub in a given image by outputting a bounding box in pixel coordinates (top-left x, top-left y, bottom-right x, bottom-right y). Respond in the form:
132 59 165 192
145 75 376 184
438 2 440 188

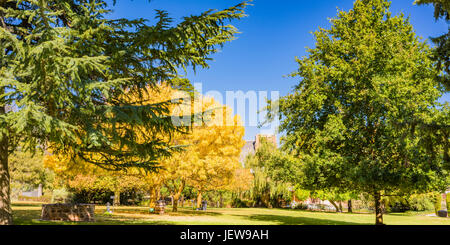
385 196 409 212
433 193 442 215
17 195 51 203
51 188 71 203
139 199 150 207
232 198 249 208
408 194 435 211
384 194 435 212
120 191 145 205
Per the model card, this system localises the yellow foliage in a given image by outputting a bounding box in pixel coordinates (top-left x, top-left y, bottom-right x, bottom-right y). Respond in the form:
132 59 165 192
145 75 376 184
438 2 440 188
44 82 246 204
229 168 254 193
44 153 147 193
160 92 245 195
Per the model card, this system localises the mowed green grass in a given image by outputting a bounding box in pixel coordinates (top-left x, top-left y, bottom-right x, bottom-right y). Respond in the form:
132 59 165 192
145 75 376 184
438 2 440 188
11 202 450 225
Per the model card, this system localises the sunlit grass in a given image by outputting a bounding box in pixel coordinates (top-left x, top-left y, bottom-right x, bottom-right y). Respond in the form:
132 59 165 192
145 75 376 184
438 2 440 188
11 202 450 225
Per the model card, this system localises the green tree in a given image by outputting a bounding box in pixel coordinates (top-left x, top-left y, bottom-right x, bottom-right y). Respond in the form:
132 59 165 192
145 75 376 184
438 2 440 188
273 0 448 225
9 148 54 197
244 139 300 208
0 0 248 224
253 138 301 184
415 0 450 90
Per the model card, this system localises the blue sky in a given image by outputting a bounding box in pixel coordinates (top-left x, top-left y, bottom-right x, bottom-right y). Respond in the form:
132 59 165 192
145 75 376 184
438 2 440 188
107 0 449 141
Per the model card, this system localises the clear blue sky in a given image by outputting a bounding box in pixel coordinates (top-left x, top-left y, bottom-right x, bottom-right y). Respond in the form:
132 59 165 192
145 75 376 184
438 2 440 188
107 0 449 141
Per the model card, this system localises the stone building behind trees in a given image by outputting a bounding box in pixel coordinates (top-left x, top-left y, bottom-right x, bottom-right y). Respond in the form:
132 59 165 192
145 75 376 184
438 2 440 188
239 134 277 167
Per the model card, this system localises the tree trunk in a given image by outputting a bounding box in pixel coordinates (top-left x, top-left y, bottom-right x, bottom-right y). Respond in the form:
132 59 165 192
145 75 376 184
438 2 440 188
172 196 179 212
263 191 271 208
338 201 343 212
196 191 202 209
374 191 384 225
329 200 340 212
348 200 353 213
149 188 156 209
172 196 178 212
113 190 120 206
172 180 185 212
149 186 161 209
0 103 12 225
156 188 161 201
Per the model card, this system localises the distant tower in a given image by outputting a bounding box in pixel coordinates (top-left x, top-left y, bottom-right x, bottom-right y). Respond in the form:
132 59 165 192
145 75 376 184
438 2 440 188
240 134 277 167
239 141 256 166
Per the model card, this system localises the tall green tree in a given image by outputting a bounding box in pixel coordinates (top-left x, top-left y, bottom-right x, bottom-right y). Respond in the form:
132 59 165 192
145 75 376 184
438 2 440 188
0 0 248 224
9 148 54 196
244 139 300 208
273 0 448 225
415 0 450 90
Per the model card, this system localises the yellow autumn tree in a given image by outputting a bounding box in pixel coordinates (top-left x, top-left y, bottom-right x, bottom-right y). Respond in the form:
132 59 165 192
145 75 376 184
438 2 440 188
44 153 147 205
43 83 182 206
143 83 245 211
180 96 245 209
45 82 245 211
145 171 165 209
229 168 254 200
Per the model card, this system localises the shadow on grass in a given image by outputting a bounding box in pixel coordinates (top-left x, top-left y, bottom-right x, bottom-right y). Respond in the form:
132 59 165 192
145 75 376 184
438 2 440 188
244 214 371 225
90 215 175 225
13 209 41 225
112 208 222 217
280 208 371 215
12 203 44 207
174 210 223 216
12 209 175 225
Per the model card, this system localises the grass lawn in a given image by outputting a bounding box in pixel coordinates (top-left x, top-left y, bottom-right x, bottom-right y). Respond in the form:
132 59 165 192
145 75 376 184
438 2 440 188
11 201 450 225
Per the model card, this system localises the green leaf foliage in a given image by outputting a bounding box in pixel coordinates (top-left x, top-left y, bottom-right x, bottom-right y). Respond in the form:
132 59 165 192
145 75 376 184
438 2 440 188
276 0 448 198
415 0 450 90
0 0 249 171
244 139 301 208
9 148 54 192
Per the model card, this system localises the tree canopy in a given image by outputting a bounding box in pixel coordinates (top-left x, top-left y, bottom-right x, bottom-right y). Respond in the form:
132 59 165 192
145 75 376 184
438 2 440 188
415 0 450 90
242 139 299 208
0 0 248 224
273 0 448 224
158 85 246 211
